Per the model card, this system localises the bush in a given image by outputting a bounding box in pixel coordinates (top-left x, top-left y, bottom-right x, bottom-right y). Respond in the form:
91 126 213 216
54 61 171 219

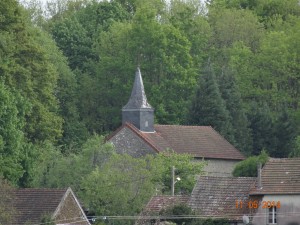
232 150 268 177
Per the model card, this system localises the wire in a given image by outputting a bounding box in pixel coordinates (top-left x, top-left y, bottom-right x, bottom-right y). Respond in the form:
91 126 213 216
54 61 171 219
25 210 300 225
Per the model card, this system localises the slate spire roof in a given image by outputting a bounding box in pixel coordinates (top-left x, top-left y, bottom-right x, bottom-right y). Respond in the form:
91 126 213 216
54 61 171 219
123 67 152 109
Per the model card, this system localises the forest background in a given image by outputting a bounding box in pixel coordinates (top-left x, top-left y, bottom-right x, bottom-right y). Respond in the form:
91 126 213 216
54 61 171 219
0 0 300 223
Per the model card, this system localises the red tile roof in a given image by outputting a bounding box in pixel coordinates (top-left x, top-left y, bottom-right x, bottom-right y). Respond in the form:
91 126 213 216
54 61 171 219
11 188 68 225
250 158 300 195
108 123 245 160
189 176 256 221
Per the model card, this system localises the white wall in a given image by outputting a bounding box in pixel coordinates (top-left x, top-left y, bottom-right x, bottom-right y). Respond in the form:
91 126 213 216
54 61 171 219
251 195 300 225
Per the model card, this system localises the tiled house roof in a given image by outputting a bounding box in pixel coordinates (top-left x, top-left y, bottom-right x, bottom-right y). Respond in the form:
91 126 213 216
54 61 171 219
143 195 190 213
189 176 256 221
250 158 300 195
136 195 189 225
11 188 67 224
9 188 90 225
107 123 245 160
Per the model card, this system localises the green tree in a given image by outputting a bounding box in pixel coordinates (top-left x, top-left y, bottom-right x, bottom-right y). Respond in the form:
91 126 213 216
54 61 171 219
81 154 154 225
218 67 252 155
0 83 28 184
31 135 114 191
289 136 300 158
232 150 268 177
247 103 275 155
187 61 235 144
0 178 15 225
152 151 205 195
209 8 264 51
0 0 63 143
160 204 194 225
272 109 297 157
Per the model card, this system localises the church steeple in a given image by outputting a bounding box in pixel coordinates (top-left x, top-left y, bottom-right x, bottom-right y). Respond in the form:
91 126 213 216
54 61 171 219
122 67 154 132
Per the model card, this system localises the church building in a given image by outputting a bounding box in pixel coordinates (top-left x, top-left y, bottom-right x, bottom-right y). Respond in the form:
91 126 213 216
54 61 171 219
107 67 245 176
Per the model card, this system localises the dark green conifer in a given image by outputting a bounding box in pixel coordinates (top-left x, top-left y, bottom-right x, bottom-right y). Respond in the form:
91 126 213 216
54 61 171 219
218 67 252 155
188 60 235 144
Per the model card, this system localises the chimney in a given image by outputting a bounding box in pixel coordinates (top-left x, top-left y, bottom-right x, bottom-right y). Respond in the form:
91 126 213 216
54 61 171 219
257 163 262 189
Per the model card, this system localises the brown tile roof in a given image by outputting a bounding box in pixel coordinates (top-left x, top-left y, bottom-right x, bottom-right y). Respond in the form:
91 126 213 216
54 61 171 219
250 158 300 195
108 123 245 160
11 188 68 225
144 195 190 213
189 176 256 221
136 195 190 225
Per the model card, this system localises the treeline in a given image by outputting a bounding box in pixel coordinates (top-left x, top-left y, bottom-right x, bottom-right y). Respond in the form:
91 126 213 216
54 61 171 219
0 0 299 187
39 0 300 157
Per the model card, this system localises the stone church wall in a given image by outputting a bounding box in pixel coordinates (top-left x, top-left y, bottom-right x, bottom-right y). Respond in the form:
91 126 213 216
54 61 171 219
110 127 157 157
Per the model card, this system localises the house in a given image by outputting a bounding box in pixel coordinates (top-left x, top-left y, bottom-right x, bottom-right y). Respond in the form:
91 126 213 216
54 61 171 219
9 187 90 225
189 176 256 225
250 158 300 225
137 176 256 225
107 67 245 176
139 158 300 225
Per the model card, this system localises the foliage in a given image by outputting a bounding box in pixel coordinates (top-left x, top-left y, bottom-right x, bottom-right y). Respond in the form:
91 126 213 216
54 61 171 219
31 135 114 191
0 83 27 184
81 154 155 224
188 218 230 225
289 136 300 158
80 151 204 224
40 214 55 225
159 203 230 225
160 204 194 225
0 178 15 225
151 150 205 195
187 60 235 145
232 150 269 177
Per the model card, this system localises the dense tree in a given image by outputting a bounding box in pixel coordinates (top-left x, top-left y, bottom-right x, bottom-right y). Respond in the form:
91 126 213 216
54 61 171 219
247 103 275 155
232 150 269 177
188 61 235 144
0 83 27 184
0 178 15 225
272 109 297 157
31 135 114 190
0 0 63 143
218 67 252 154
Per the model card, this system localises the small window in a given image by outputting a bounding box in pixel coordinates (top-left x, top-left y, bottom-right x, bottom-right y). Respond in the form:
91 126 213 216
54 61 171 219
145 121 148 127
268 206 277 224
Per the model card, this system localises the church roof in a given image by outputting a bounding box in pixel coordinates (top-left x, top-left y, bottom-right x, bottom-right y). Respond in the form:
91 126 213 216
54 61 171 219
107 123 245 160
123 67 152 109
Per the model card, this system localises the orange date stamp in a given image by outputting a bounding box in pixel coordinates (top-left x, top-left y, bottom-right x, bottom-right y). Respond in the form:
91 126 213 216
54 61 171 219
235 200 281 209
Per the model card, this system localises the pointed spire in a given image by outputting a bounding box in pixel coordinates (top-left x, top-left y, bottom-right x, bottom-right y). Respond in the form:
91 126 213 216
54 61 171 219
122 67 154 132
123 67 152 109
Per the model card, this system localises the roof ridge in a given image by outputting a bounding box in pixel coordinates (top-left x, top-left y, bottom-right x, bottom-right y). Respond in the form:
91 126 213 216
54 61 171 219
154 124 212 128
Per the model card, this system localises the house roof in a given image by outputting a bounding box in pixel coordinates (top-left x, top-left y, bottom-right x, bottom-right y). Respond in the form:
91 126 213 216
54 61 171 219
250 158 300 195
135 195 190 225
143 195 190 213
108 123 245 160
189 176 256 221
123 67 152 109
9 187 90 225
11 188 67 225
